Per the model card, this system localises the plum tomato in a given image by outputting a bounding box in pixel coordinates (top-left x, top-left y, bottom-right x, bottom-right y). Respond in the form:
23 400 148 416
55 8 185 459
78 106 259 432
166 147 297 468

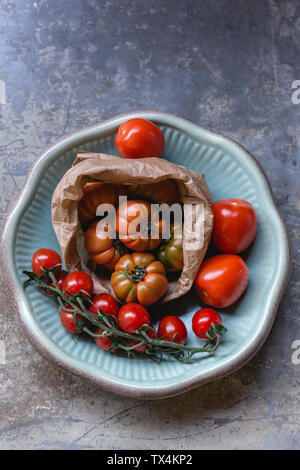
115 118 165 159
118 303 151 334
192 308 222 340
60 306 83 334
31 248 62 277
89 293 120 318
194 254 249 308
158 316 187 345
212 199 257 253
62 271 94 298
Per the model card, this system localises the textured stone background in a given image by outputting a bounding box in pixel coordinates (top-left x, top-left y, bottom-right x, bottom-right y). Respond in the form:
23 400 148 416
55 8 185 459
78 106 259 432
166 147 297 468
0 0 299 450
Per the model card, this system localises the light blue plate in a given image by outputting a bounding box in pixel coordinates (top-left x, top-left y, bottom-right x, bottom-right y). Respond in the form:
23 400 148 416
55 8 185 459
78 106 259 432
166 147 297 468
1 111 290 399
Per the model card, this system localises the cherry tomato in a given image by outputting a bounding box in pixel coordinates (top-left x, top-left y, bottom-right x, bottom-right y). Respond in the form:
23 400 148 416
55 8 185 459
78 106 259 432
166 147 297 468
60 306 83 334
131 327 156 353
89 293 119 318
115 118 165 159
46 270 68 296
194 254 249 308
94 327 115 351
192 308 222 340
118 303 151 334
212 199 257 253
158 316 187 345
31 248 62 277
62 271 94 298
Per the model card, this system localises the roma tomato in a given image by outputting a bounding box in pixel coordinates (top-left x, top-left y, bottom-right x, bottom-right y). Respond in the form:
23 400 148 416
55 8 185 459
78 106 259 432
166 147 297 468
31 248 62 277
194 254 249 308
131 326 156 353
192 308 222 340
60 306 83 334
158 316 187 345
78 182 126 223
89 293 119 318
111 252 168 306
115 118 165 159
212 199 257 253
116 199 165 251
127 179 179 205
118 303 151 333
94 327 116 351
62 271 94 298
85 220 126 268
46 270 68 296
157 223 183 272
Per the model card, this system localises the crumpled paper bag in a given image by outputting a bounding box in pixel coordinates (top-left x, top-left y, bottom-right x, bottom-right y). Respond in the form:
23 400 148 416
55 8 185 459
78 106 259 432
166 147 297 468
52 153 213 303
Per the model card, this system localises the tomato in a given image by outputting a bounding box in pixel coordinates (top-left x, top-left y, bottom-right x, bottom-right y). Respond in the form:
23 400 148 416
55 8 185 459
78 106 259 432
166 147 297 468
78 182 126 223
94 327 115 351
157 223 183 272
212 199 257 253
115 118 165 159
46 270 68 296
194 254 249 308
192 308 222 340
116 199 165 251
31 248 62 277
118 303 151 333
62 271 94 298
158 316 187 345
131 326 156 353
89 293 119 318
111 252 168 306
127 179 179 205
60 306 83 334
85 220 126 268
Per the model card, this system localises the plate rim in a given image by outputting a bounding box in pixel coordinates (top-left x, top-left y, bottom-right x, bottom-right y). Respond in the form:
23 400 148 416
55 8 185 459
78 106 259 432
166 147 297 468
0 110 291 399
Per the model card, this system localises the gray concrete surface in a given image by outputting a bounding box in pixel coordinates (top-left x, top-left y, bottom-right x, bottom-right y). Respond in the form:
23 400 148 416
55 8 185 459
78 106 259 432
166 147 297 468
0 0 299 450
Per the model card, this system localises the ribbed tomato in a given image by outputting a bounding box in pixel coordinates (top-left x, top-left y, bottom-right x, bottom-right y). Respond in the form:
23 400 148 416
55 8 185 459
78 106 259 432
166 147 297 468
84 220 126 269
157 223 183 272
127 179 179 205
111 252 168 306
78 182 126 223
194 254 249 308
116 199 165 251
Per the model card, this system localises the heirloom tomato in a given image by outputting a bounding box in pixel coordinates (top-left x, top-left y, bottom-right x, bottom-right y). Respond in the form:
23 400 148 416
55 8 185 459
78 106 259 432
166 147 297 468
194 254 249 308
127 179 179 205
84 220 126 268
116 199 165 251
157 223 183 272
111 252 168 306
115 118 164 159
78 182 126 223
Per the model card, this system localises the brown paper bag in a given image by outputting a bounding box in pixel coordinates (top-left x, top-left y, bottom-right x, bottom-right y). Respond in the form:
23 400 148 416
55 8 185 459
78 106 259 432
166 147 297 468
51 153 213 303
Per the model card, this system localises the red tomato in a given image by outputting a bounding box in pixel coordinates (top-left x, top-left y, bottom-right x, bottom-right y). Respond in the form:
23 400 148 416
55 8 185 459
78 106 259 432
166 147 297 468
212 199 257 253
94 327 115 351
131 327 156 353
194 254 249 308
89 293 119 318
158 316 187 345
60 306 83 334
192 308 222 340
115 118 165 159
118 303 151 333
62 271 94 298
31 248 62 277
46 270 68 296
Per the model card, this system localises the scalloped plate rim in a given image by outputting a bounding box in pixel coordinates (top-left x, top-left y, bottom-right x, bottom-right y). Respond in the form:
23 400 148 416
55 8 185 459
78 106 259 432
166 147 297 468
0 110 291 399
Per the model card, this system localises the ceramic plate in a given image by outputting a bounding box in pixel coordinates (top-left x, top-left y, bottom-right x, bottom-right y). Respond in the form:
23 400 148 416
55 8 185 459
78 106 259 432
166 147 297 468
1 111 291 399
